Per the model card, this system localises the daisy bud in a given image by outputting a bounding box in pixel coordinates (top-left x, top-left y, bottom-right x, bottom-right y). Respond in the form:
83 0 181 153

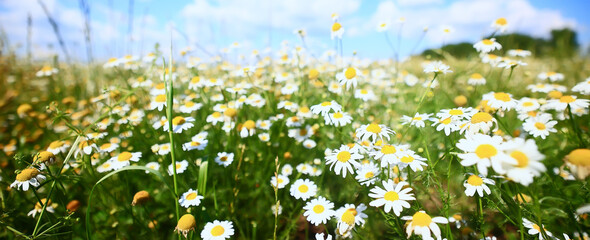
454 95 467 107
132 190 150 206
67 200 81 212
34 151 56 165
175 214 197 238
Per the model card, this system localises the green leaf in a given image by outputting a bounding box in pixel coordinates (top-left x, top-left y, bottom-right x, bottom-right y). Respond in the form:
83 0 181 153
198 161 208 195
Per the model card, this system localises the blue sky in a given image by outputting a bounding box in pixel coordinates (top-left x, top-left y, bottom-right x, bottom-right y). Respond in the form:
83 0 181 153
1 0 589 62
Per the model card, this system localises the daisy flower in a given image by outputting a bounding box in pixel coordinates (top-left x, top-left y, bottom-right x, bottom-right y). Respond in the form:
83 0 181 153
258 133 270 142
468 73 486 86
463 174 494 197
516 97 540 112
544 95 589 112
163 116 195 133
11 168 46 191
537 71 564 82
491 17 508 32
325 111 352 127
179 189 204 208
28 198 55 217
356 123 394 143
36 65 58 77
460 112 497 135
303 139 317 149
497 59 527 69
522 114 557 139
109 151 142 170
355 162 380 186
302 196 335 226
331 22 344 39
182 137 208 152
481 53 502 66
354 89 376 101
149 94 167 111
335 203 368 234
401 211 448 240
502 138 546 186
572 77 590 95
201 220 234 240
277 100 299 112
376 21 389 32
507 49 531 58
311 101 342 116
290 179 317 201
370 144 400 168
473 38 502 53
46 140 70 155
522 218 553 240
369 180 415 216
282 164 294 176
397 150 428 172
456 133 514 175
336 67 360 90
215 152 234 167
168 160 189 175
98 143 118 153
206 112 225 125
145 162 160 173
97 161 113 173
315 233 333 240
431 117 460 136
179 101 202 113
270 174 290 189
325 144 363 178
423 61 452 74
527 83 553 93
401 113 432 128
482 91 518 111
280 83 299 95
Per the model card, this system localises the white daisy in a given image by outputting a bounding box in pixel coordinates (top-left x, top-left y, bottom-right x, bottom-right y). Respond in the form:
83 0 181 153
468 73 486 86
522 218 553 240
482 92 518 111
355 162 380 186
215 152 234 167
397 150 428 172
289 179 317 201
456 133 514 175
537 71 564 82
270 174 290 189
544 95 589 112
423 61 452 74
311 101 342 116
401 113 432 128
302 196 335 226
163 116 195 133
109 151 142 170
463 174 494 197
336 67 360 90
369 180 415 216
179 188 204 208
474 38 502 53
502 138 546 186
335 203 368 234
325 111 352 127
572 77 590 95
325 144 363 178
355 123 394 143
11 168 46 191
402 211 448 240
168 160 189 175
201 220 234 240
522 114 557 139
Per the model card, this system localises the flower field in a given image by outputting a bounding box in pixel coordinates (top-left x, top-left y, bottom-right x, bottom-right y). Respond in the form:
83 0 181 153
1 15 590 240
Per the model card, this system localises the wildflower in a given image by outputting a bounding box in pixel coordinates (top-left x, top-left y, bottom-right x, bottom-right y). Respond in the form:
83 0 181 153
463 174 494 197
537 71 564 82
179 189 204 208
507 49 531 58
460 112 498 135
544 95 589 112
423 61 452 74
149 94 167 111
356 123 394 143
239 120 256 138
572 77 590 95
175 214 197 238
564 149 590 179
182 133 209 151
331 22 344 39
354 89 376 101
46 140 70 155
397 150 428 172
201 220 234 240
502 138 546 186
401 211 448 240
370 144 400 167
206 112 225 125
431 117 460 136
311 101 342 116
277 100 299 112
215 152 234 167
325 144 362 178
98 143 119 153
522 114 557 139
315 233 333 240
468 73 486 86
401 113 432 128
522 218 554 239
11 168 46 191
456 133 514 175
109 151 142 170
270 174 290 189
303 139 317 149
282 164 294 176
163 116 195 133
132 190 150 206
335 203 368 234
28 198 55 217
145 162 160 173
179 101 202 113
33 151 56 165
336 67 360 90
355 162 380 186
491 17 508 32
290 179 317 200
280 83 299 95
369 180 415 216
97 161 113 173
474 38 502 53
36 65 58 77
482 92 517 111
303 196 335 226
497 59 527 69
168 160 189 175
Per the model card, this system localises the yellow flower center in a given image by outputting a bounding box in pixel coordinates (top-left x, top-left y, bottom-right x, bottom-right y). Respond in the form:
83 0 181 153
567 149 590 166
482 39 494 45
495 17 507 26
332 22 342 32
220 156 228 162
475 144 497 159
534 122 546 130
522 101 534 107
337 151 352 163
333 112 343 119
243 120 256 130
470 73 483 79
117 152 133 162
361 89 368 94
49 141 64 148
381 145 396 154
155 94 167 103
211 225 225 236
344 67 356 79
321 101 332 106
155 83 165 90
185 192 198 200
364 172 374 178
384 191 399 201
559 95 575 103
100 143 112 150
172 116 186 126
366 123 382 134
309 69 319 80
313 205 325 214
341 208 357 225
546 71 556 76
16 168 40 181
471 112 492 123
493 92 511 102
510 151 529 168
441 118 452 124
298 184 309 193
400 155 414 163
412 212 432 227
467 175 484 186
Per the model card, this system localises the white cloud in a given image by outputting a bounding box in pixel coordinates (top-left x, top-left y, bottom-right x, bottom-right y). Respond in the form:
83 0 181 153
397 0 443 7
